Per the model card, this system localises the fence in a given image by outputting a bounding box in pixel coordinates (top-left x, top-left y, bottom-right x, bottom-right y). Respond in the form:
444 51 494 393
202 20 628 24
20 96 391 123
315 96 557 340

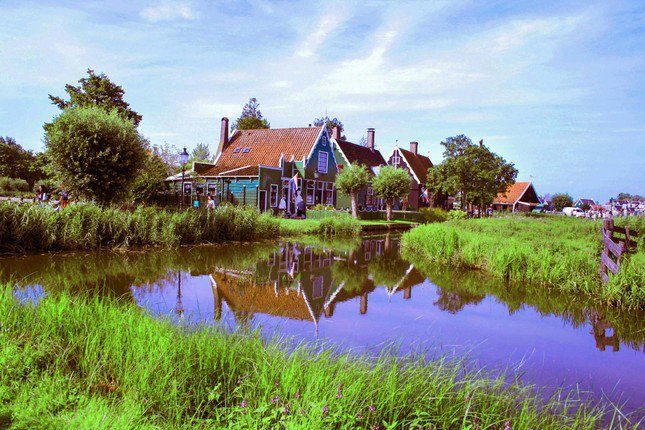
599 219 638 283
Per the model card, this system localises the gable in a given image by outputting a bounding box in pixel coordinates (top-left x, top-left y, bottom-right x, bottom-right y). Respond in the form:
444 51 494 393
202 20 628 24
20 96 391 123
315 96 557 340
305 128 338 175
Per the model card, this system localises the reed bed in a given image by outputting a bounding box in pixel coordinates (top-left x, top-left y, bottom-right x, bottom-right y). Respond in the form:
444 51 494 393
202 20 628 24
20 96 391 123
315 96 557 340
400 216 644 308
0 203 280 252
1 287 633 429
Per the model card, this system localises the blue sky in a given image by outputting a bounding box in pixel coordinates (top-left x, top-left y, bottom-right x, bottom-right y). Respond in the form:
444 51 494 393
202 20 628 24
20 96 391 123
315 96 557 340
1 0 643 202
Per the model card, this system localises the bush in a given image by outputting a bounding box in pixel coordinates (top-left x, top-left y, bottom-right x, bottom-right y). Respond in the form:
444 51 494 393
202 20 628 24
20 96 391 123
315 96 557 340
447 210 467 220
419 207 449 223
309 204 335 211
0 177 30 193
314 213 361 237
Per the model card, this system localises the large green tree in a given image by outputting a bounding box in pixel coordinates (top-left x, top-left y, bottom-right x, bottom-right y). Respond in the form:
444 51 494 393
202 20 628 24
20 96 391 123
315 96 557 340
335 163 370 219
44 106 147 205
551 193 573 212
231 98 270 131
313 115 345 139
49 69 142 127
129 145 173 203
0 136 44 186
426 135 517 212
372 167 411 221
189 143 212 164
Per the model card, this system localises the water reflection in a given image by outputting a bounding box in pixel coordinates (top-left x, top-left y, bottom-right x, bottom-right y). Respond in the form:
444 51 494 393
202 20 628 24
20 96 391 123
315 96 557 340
1 236 644 415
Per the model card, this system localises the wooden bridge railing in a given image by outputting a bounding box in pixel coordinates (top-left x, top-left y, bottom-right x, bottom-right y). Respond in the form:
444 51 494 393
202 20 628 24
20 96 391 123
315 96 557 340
600 219 638 283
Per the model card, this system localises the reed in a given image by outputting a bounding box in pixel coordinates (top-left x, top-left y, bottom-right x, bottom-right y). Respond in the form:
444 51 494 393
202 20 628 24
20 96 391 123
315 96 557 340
401 215 644 308
1 287 634 429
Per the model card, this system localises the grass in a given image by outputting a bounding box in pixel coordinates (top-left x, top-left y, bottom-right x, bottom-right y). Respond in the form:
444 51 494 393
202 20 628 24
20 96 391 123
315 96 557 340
1 286 636 429
400 215 644 309
278 212 361 238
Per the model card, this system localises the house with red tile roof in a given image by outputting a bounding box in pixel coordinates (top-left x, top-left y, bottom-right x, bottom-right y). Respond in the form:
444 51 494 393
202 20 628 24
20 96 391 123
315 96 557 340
331 127 387 210
492 182 541 212
384 142 435 210
180 117 340 212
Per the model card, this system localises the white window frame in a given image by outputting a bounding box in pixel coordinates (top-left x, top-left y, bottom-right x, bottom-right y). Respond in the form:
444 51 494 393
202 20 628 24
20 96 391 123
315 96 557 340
318 151 328 173
392 154 401 165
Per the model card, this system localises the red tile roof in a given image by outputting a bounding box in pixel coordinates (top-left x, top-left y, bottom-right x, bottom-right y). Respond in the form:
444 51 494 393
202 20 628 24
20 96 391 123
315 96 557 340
494 182 531 204
398 148 433 184
335 139 386 170
203 127 322 177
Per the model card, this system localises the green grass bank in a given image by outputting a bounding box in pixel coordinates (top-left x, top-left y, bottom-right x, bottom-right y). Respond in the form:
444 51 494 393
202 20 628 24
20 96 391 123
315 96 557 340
400 216 644 309
1 287 633 429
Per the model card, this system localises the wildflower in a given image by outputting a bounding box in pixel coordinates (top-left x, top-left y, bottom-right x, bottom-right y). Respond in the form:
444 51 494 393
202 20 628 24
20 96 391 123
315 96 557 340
237 379 242 385
299 409 305 415
241 398 248 408
368 405 376 413
336 386 343 398
504 420 512 430
373 424 380 430
295 390 301 399
322 405 329 415
275 381 280 388
283 404 290 414
357 411 363 419
271 395 280 404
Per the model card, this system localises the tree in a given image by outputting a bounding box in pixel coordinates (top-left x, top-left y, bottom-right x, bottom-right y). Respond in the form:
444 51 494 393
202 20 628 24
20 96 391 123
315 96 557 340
0 136 44 186
231 97 270 131
551 193 573 212
580 203 591 212
313 115 345 139
129 145 173 203
189 143 212 164
358 136 368 147
372 166 411 221
425 135 517 212
44 106 147 205
49 69 142 127
335 163 370 219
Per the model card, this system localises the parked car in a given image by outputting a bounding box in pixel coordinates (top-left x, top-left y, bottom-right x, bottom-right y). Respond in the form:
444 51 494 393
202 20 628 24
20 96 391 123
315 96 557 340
563 207 585 217
532 203 550 213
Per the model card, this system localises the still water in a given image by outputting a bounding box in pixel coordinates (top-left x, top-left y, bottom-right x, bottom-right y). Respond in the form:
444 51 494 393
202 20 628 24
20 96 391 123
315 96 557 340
2 235 643 417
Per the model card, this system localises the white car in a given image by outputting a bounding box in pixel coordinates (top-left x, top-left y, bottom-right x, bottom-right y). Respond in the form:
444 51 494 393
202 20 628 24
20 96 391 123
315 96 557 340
563 207 585 217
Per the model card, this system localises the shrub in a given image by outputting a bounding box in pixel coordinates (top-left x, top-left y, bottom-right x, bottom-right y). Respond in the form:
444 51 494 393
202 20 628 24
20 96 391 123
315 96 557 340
447 210 467 220
0 177 30 193
315 213 361 237
419 207 449 223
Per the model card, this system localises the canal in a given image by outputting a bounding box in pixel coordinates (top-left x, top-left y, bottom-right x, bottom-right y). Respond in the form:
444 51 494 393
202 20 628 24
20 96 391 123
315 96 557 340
2 235 643 418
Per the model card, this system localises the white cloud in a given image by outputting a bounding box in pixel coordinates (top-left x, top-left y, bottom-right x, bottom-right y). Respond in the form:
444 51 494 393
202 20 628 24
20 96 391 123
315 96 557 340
296 8 349 58
140 3 196 22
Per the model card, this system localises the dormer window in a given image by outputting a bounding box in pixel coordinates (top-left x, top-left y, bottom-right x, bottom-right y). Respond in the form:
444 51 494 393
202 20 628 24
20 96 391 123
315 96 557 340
243 147 251 153
233 148 241 153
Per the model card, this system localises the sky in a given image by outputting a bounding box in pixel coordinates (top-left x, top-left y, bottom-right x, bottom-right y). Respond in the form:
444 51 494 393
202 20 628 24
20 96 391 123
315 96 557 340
1 0 643 202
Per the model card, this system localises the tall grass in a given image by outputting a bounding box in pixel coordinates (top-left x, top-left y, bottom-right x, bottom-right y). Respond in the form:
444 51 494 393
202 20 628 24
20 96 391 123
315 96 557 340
1 287 633 429
0 203 280 252
401 216 644 308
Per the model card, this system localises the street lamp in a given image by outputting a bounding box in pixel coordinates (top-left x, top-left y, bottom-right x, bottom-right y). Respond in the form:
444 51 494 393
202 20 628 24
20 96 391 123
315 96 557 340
179 147 189 210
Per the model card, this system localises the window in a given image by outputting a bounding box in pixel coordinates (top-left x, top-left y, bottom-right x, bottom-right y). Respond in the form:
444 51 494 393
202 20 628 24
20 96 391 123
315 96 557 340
392 153 400 165
318 151 328 173
233 148 241 153
366 187 374 206
313 276 324 298
243 147 251 153
324 182 334 205
270 184 278 207
306 181 315 205
322 135 327 146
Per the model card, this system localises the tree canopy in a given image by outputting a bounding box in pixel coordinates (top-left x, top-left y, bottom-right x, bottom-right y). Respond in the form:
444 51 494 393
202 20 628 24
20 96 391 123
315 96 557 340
616 192 643 202
335 163 370 218
372 166 411 220
0 136 44 186
551 193 573 211
313 115 345 139
231 98 270 131
49 69 142 127
189 143 212 164
426 135 517 211
129 146 173 203
44 106 147 205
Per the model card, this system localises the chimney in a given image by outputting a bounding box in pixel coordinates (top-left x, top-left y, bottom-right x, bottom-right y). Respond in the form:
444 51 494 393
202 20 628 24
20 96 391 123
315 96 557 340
410 141 418 155
367 128 375 151
217 117 229 155
332 126 341 140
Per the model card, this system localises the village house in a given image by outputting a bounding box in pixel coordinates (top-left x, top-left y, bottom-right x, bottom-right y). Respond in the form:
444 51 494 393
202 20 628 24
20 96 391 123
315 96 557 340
574 198 596 208
180 117 339 213
331 127 387 211
492 182 541 212
385 142 435 211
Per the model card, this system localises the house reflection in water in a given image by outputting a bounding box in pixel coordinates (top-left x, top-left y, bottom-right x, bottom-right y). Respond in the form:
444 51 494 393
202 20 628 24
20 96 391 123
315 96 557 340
208 236 426 334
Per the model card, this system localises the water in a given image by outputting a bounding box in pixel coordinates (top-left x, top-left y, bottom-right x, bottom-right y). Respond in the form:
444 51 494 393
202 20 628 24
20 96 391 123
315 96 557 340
1 235 643 417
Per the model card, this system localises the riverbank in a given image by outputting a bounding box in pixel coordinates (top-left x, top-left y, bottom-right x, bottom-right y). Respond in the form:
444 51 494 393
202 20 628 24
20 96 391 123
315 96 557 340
400 216 644 309
1 286 625 429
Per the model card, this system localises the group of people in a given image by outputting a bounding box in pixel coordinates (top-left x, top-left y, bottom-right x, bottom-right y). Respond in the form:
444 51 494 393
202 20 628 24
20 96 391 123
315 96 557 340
278 190 306 218
36 185 69 209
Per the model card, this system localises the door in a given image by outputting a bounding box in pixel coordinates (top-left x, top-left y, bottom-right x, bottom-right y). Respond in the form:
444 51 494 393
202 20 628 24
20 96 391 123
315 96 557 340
258 190 267 212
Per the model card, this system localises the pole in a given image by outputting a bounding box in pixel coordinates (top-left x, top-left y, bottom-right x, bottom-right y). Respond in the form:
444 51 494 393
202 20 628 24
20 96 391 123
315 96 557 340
180 168 185 210
243 185 246 206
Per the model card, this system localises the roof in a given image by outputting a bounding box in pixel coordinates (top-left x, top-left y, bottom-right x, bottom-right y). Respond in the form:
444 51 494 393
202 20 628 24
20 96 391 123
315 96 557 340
576 198 595 205
203 127 322 177
335 139 386 170
398 148 433 184
494 182 532 204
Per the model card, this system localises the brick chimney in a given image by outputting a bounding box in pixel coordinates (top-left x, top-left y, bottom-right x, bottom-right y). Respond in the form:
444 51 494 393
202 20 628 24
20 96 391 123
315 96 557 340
216 117 229 156
332 126 341 140
409 141 418 155
367 128 375 151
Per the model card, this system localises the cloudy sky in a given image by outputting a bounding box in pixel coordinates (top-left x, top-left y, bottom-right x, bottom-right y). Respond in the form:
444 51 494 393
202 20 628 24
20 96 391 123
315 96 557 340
1 0 643 201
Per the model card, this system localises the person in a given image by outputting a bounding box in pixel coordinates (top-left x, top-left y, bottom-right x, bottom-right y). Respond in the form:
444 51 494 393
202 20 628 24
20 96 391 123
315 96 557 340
278 195 287 217
295 191 305 218
60 186 69 209
193 196 200 210
206 194 215 209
